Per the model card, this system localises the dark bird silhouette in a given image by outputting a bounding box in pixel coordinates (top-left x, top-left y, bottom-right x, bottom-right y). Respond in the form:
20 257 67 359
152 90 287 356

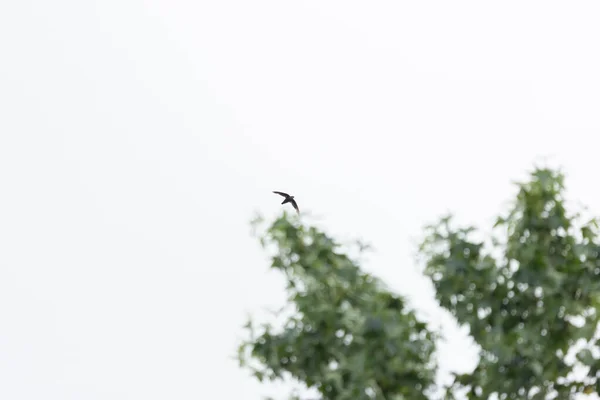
273 191 299 213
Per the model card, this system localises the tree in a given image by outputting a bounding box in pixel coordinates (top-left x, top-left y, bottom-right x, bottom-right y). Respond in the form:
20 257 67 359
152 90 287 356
238 168 600 399
238 216 438 400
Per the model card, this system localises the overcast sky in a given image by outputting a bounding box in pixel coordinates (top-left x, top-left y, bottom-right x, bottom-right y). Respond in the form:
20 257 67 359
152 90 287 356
1 1 600 399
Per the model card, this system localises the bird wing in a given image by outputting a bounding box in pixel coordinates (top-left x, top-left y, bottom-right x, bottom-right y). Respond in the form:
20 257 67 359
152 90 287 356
290 199 300 213
273 191 289 198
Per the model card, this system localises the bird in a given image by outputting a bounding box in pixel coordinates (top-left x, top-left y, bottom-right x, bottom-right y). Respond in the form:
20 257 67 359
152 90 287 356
273 191 299 213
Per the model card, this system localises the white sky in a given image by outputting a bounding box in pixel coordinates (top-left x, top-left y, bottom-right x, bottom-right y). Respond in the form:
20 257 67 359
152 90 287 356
1 1 600 399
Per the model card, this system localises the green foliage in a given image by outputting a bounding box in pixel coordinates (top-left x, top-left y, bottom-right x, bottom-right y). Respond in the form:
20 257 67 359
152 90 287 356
421 168 600 398
238 167 600 400
238 215 438 400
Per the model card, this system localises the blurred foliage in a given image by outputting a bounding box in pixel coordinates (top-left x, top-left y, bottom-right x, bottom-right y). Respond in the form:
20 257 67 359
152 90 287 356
238 215 438 400
238 168 600 400
421 168 600 399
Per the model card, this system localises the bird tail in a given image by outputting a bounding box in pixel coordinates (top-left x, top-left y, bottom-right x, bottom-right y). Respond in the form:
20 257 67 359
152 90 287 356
281 199 289 204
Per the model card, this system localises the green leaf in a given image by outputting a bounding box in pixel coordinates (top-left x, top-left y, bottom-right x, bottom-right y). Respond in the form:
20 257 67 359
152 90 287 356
577 349 595 366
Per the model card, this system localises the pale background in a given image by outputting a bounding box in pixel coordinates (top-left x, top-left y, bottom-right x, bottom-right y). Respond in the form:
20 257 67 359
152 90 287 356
1 1 599 399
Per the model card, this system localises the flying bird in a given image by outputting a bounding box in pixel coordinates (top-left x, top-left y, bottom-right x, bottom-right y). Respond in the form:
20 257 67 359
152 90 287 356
273 191 299 213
